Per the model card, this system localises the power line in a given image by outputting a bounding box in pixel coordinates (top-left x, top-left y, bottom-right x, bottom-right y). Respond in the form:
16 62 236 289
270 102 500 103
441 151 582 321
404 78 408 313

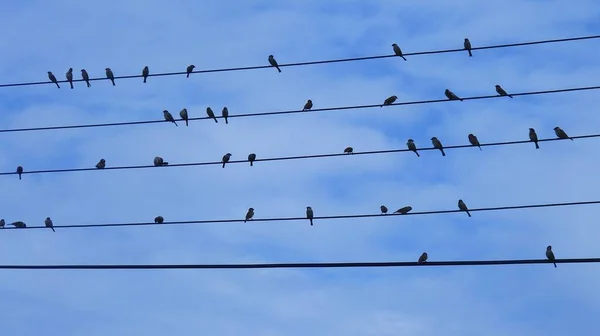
1 85 599 135
1 35 599 89
2 200 598 231
0 258 595 270
2 133 596 178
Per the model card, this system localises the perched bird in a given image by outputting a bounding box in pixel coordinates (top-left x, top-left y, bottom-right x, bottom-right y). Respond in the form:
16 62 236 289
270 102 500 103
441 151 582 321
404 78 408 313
0 219 5 228
153 156 168 166
96 159 106 169
554 126 573 141
381 95 398 107
244 208 254 223
16 166 23 180
81 69 91 87
162 110 178 126
380 205 388 215
142 66 149 83
179 108 189 126
306 206 314 226
495 85 512 98
45 217 55 232
248 153 257 166
11 221 26 228
431 137 446 156
464 38 473 57
344 146 353 154
268 55 282 73
154 216 164 224
303 99 313 111
105 68 115 86
407 139 420 157
392 43 407 61
66 68 74 89
48 71 60 88
394 206 412 214
458 199 471 217
186 65 196 78
222 153 232 168
206 107 218 123
468 133 482 150
418 252 428 264
546 245 557 268
222 107 229 124
444 89 462 101
529 128 540 149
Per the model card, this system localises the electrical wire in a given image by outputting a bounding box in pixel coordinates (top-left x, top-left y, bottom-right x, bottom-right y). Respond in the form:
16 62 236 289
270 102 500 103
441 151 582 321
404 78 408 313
1 85 599 135
0 258 595 270
1 35 599 89
2 200 598 230
2 133 597 178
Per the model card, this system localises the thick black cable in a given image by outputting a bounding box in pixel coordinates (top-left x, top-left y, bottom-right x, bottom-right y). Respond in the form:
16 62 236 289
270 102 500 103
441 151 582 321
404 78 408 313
1 85 599 135
2 200 598 230
1 35 598 89
1 133 597 178
0 258 595 270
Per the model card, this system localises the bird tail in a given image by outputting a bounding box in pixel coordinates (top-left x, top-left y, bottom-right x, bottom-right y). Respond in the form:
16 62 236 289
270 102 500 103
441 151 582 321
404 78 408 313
222 162 226 168
214 118 218 123
51 227 55 232
468 50 473 57
70 82 74 89
466 210 471 217
86 82 91 88
163 162 169 165
478 146 482 151
554 263 557 268
143 78 147 83
535 142 540 149
441 149 446 156
402 56 407 61
277 68 282 73
185 120 189 126
250 161 253 166
55 83 60 88
415 151 420 157
310 219 313 226
509 95 513 98
173 121 178 127
18 175 21 180
186 73 190 78
225 118 228 124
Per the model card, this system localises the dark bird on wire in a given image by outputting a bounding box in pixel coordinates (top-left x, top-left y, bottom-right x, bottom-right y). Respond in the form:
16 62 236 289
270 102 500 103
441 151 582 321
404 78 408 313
381 95 397 107
96 159 106 169
418 252 428 264
306 206 314 226
222 107 229 124
16 166 23 180
495 85 512 98
45 217 55 232
464 38 473 57
154 157 168 166
222 153 232 168
468 134 482 150
392 43 407 60
268 55 282 73
394 206 412 214
248 153 256 166
245 208 254 223
105 68 115 86
206 107 218 123
554 126 573 141
445 89 462 101
529 128 540 149
179 108 189 126
344 146 353 154
142 66 149 83
380 205 388 214
431 137 446 156
66 68 74 89
458 199 471 217
546 245 557 268
186 65 195 78
48 71 60 88
81 69 91 87
407 139 420 157
11 221 26 228
303 99 313 111
154 216 164 224
163 110 178 126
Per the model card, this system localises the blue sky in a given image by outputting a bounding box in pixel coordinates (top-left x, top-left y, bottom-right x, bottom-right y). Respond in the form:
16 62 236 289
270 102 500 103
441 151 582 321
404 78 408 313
0 0 599 335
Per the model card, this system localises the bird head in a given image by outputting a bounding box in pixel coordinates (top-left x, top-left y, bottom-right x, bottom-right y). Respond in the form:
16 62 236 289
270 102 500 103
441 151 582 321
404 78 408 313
47 71 52 74
249 208 254 211
464 38 469 41
553 126 560 131
458 199 464 203
307 99 312 103
547 245 552 250
100 159 105 162
81 69 86 72
407 139 414 142
144 66 148 69
225 153 232 157
45 217 50 220
444 89 450 93
391 43 397 46
495 84 500 88
306 206 312 210
68 68 73 72
105 68 111 71
468 133 475 138
430 137 437 140
529 128 535 131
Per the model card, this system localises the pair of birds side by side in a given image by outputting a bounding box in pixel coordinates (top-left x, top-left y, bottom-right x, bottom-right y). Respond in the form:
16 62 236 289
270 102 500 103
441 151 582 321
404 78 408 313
0 217 55 231
245 206 314 226
380 85 512 108
416 246 557 267
390 37 474 61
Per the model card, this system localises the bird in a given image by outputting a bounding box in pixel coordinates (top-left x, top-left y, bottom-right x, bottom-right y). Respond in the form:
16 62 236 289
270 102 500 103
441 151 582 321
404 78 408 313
380 205 388 215
392 43 407 61
105 68 115 86
268 55 282 72
248 153 256 166
222 107 229 124
11 221 26 228
458 199 471 217
244 208 254 223
393 206 412 214
407 139 420 157
529 128 540 149
16 166 23 180
431 137 446 156
162 110 178 126
546 245 557 268
206 107 218 123
306 206 314 226
444 89 462 101
186 65 196 78
142 66 149 83
154 216 164 224
468 134 482 150
303 99 313 111
0 219 4 228
96 159 106 169
179 108 189 126
66 68 74 89
222 153 232 168
344 146 353 154
464 38 473 57
48 71 60 88
153 156 168 166
495 85 512 98
81 69 91 87
45 217 55 232
418 252 428 264
554 126 573 141
381 95 398 107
